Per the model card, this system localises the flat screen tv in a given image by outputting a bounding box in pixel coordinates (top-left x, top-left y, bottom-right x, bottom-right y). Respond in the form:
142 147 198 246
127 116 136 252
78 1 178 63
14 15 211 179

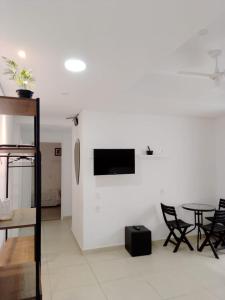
94 149 135 175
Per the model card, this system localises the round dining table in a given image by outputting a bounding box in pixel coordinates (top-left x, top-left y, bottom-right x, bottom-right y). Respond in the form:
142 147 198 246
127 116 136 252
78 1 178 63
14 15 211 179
182 203 216 250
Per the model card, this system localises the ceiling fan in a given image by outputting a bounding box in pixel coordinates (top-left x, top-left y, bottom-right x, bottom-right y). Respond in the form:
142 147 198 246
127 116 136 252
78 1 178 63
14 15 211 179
66 113 80 126
179 49 225 85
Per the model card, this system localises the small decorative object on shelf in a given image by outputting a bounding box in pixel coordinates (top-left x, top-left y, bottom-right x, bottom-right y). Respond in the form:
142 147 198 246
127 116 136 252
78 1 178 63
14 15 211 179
2 56 35 98
146 146 153 155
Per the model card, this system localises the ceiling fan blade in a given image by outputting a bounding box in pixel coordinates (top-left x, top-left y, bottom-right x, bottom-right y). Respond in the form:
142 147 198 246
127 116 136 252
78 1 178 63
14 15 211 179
178 71 212 78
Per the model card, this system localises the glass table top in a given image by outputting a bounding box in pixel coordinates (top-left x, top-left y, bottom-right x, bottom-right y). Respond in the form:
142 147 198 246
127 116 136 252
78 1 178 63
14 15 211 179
182 203 216 212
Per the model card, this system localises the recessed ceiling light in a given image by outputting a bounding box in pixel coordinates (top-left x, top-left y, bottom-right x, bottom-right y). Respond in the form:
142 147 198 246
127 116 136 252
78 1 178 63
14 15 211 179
64 59 86 72
18 50 26 59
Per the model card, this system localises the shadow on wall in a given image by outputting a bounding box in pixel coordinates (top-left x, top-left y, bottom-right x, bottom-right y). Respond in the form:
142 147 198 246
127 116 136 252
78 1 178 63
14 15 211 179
95 159 142 187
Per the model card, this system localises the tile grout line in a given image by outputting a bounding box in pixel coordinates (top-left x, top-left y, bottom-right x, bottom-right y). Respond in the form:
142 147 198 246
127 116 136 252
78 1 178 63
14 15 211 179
42 219 108 299
41 219 225 300
143 279 164 299
41 226 53 300
82 253 109 300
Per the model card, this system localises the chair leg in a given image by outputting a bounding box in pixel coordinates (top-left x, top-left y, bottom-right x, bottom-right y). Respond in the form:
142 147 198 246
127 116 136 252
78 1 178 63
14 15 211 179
199 231 219 259
221 236 225 246
214 238 221 249
173 228 187 253
163 231 172 247
215 233 225 249
182 235 194 251
198 231 209 252
171 231 180 243
208 239 219 259
164 227 193 253
221 234 225 246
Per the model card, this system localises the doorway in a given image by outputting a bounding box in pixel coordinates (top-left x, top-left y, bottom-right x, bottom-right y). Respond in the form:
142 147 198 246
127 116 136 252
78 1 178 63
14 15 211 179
40 142 61 221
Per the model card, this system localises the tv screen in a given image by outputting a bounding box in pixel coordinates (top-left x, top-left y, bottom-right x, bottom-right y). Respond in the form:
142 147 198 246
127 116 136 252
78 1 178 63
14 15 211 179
94 149 135 175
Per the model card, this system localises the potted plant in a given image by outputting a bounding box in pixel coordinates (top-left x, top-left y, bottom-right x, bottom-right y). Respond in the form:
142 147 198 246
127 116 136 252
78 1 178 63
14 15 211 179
146 146 153 155
2 56 35 98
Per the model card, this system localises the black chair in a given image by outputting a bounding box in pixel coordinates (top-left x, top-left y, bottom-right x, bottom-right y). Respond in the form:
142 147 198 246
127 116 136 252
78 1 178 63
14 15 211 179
161 203 194 253
199 210 225 259
206 199 225 223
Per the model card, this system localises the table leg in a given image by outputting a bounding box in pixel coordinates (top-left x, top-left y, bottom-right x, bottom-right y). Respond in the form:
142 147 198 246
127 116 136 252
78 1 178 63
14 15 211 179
196 211 203 250
186 211 197 235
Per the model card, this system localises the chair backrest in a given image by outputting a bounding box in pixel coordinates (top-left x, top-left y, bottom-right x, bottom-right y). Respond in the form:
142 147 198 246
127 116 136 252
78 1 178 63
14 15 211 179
211 210 225 232
219 199 225 210
161 203 178 228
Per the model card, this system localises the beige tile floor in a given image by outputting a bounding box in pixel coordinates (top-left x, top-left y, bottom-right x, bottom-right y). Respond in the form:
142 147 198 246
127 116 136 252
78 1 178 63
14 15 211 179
41 219 225 300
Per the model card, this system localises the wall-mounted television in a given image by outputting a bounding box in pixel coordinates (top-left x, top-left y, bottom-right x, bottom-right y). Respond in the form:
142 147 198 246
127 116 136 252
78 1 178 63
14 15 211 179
94 149 135 175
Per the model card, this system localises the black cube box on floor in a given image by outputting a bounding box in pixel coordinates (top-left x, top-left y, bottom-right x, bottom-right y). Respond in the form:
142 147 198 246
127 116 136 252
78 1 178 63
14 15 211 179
125 225 152 257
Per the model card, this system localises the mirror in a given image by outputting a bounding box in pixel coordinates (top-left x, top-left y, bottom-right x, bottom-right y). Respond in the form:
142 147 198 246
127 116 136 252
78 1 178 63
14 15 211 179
74 139 80 184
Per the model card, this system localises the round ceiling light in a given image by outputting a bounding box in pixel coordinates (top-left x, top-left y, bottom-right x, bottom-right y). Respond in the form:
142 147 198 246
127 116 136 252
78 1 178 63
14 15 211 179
64 59 86 72
18 50 26 59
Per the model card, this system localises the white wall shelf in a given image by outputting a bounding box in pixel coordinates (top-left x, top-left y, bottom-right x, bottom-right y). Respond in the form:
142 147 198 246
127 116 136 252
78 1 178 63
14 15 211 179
137 154 168 159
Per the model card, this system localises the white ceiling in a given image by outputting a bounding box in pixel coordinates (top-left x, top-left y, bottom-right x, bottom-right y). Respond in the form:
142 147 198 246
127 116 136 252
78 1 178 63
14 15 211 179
1 0 225 122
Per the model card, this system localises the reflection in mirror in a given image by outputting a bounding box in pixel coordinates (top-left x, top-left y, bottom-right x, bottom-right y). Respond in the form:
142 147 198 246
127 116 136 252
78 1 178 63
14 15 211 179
74 139 80 184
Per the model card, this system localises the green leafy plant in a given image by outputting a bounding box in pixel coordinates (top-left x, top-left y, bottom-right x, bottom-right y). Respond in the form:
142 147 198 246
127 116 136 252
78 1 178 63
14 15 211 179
2 56 35 89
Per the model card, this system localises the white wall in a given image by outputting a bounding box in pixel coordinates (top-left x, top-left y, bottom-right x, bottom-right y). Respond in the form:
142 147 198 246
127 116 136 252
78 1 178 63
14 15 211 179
73 111 217 250
22 126 72 218
71 115 84 249
215 116 225 198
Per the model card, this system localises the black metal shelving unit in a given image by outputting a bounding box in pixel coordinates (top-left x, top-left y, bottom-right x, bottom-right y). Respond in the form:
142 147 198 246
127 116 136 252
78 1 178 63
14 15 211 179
0 96 42 299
